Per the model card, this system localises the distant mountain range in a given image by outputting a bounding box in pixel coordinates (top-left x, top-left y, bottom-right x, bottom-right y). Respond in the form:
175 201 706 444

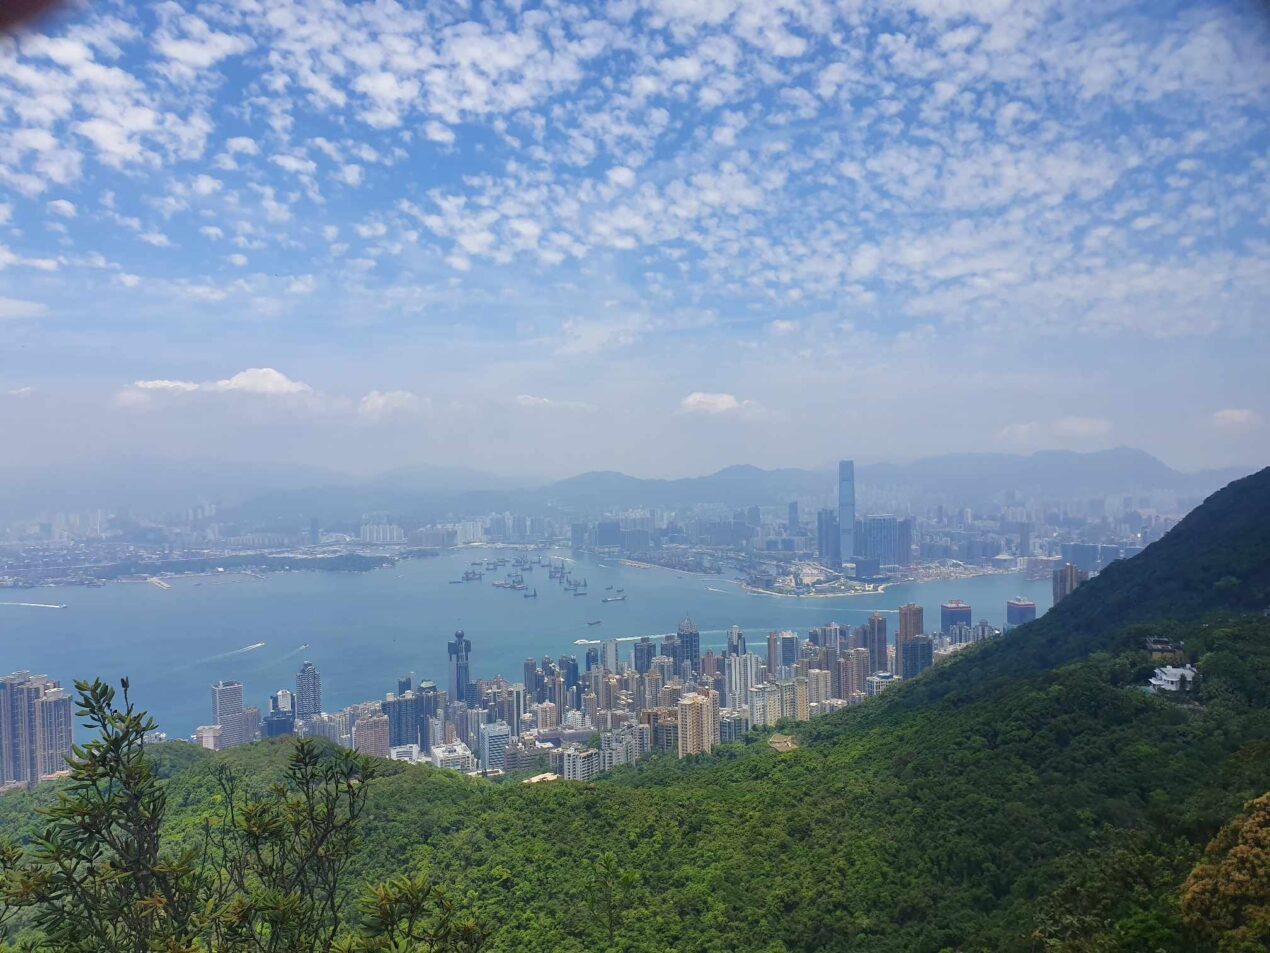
0 448 1252 525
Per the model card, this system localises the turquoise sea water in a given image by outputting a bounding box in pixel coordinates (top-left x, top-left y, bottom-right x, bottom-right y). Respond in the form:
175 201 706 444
0 548 1051 737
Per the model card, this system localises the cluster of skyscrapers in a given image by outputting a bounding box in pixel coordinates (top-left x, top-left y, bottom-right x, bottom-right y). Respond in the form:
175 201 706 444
0 672 75 790
190 597 1026 784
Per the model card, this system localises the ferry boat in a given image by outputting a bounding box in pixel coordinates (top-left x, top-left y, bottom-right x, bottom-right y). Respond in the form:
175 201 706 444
601 595 626 603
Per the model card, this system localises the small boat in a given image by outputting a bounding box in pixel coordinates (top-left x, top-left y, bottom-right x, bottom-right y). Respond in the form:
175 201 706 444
586 620 603 626
573 591 587 597
524 589 538 599
601 595 626 603
605 585 613 590
449 580 465 584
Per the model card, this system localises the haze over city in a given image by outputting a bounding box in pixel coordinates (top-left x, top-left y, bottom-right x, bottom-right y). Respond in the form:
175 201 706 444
1 0 1267 477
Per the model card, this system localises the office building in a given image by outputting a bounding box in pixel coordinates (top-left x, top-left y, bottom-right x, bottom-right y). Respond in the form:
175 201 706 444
448 630 473 706
295 661 322 720
858 515 899 566
678 617 701 673
940 601 973 632
787 501 799 531
726 625 747 657
0 673 74 786
1005 598 1037 630
633 637 656 674
816 509 841 568
838 460 856 562
897 517 914 567
1053 563 1089 605
766 631 781 676
866 613 888 674
479 720 511 772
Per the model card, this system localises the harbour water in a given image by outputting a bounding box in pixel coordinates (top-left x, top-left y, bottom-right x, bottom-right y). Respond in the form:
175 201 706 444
0 549 1052 738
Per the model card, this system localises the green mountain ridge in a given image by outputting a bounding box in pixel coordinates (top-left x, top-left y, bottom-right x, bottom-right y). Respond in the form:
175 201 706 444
3 469 1269 951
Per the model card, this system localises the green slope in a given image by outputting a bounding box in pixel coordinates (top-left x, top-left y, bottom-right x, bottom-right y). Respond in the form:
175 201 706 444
3 468 1268 952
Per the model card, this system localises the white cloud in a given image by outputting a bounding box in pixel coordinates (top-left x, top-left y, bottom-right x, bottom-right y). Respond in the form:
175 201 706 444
139 231 172 247
5 386 34 398
679 392 755 415
424 121 457 145
768 319 800 335
47 199 77 218
227 253 248 267
1212 408 1260 431
211 368 312 396
133 379 200 392
359 390 420 419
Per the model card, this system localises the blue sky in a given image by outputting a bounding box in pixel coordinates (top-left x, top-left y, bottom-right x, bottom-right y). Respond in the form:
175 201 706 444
0 0 1267 478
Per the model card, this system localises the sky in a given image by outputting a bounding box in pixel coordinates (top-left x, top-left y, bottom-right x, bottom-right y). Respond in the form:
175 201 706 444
0 0 1267 480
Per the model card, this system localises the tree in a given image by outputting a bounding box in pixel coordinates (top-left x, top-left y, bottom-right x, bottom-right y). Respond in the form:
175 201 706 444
0 678 483 953
586 852 638 950
1181 791 1270 953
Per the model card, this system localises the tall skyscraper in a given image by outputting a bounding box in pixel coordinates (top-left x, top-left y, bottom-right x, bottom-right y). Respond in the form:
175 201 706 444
859 515 899 566
787 501 800 531
633 637 655 675
1053 564 1089 605
838 460 856 562
816 509 841 568
448 630 473 706
295 661 322 720
896 602 923 678
601 639 620 674
726 625 747 657
212 680 245 749
897 517 915 567
865 613 888 674
678 617 701 673
766 631 781 676
0 673 74 786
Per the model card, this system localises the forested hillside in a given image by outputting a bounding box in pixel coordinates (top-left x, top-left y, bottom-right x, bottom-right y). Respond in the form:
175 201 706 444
3 470 1268 952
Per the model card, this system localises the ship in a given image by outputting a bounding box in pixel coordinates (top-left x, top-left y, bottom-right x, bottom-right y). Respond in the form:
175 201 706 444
462 569 482 581
601 595 626 603
605 585 613 590
573 590 587 597
524 588 538 598
586 620 603 626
